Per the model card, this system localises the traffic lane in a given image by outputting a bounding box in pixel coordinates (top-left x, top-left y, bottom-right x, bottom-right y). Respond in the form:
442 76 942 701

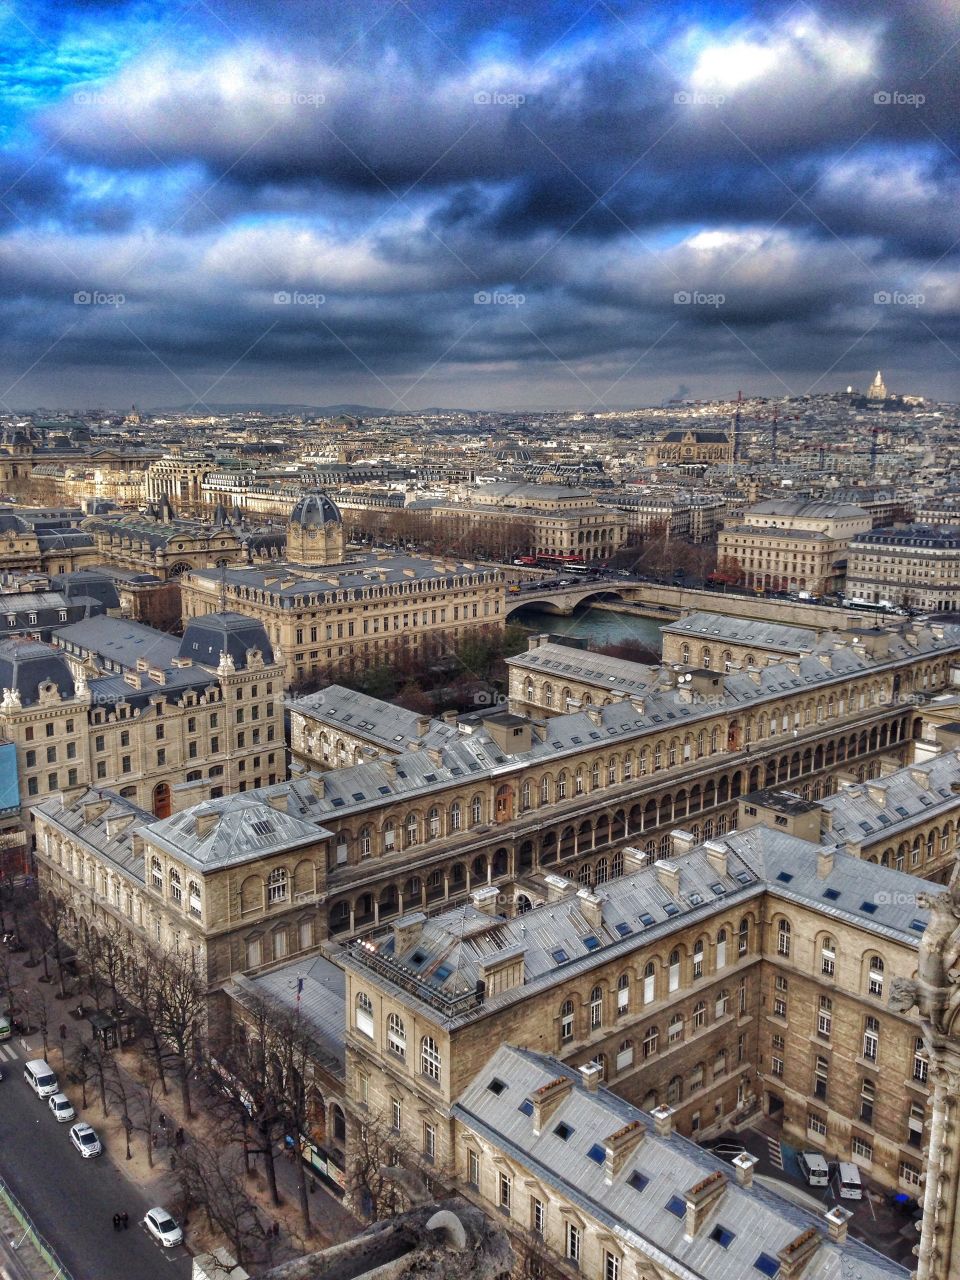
0 1072 190 1280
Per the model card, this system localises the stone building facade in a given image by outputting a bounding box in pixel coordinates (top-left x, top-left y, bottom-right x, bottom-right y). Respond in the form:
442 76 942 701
0 612 285 828
341 825 933 1202
644 429 733 467
180 555 505 685
718 499 873 595
846 524 960 611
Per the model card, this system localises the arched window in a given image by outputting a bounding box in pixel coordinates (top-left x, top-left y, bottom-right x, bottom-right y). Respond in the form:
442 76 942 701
667 1074 683 1104
592 1053 607 1081
693 939 704 979
668 1013 684 1043
355 992 374 1037
557 772 567 799
540 776 550 804
868 955 884 998
612 851 624 877
521 781 531 810
616 1039 634 1071
471 795 484 826
405 814 419 847
642 1026 659 1058
427 807 441 839
595 856 608 884
560 999 574 1042
383 819 396 853
862 1016 880 1063
544 683 554 708
820 936 836 977
715 988 729 1018
151 856 163 891
777 918 791 957
188 881 202 919
590 985 603 1029
643 961 656 1004
617 973 630 1014
716 928 727 968
449 801 462 831
420 1035 442 1081
267 867 288 904
591 762 601 789
387 1013 406 1058
692 1001 706 1029
169 868 182 905
359 826 372 858
668 949 681 992
575 768 584 795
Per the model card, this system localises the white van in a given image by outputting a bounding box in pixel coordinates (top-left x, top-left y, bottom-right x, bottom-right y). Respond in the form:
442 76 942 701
23 1058 59 1098
837 1162 863 1200
797 1151 830 1187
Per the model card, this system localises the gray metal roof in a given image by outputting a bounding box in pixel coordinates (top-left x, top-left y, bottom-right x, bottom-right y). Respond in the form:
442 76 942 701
661 612 820 653
233 954 346 1078
143 794 329 871
35 788 149 887
506 642 659 693
0 637 75 705
53 615 181 672
178 612 274 669
819 749 960 846
344 827 928 1028
288 684 456 752
455 1046 907 1280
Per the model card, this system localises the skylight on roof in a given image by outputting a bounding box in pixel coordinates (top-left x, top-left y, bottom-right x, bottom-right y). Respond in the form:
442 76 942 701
487 1078 507 1095
734 870 752 885
554 1122 573 1141
689 893 703 906
910 919 926 932
861 901 878 914
627 1170 648 1193
823 888 840 901
583 936 600 952
518 1099 533 1116
435 965 452 982
663 903 679 917
710 1225 735 1249
754 1254 780 1278
776 871 793 883
552 949 569 964
615 922 632 937
710 883 726 896
639 913 655 926
665 1195 686 1218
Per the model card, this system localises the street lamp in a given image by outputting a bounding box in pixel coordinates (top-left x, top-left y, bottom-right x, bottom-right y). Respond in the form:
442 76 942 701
122 1114 133 1160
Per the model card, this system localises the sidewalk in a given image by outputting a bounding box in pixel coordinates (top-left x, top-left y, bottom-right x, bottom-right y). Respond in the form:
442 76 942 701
5 939 359 1266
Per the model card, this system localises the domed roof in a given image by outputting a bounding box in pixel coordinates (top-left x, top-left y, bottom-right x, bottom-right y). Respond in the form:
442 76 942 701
178 612 274 670
289 491 342 528
0 639 75 707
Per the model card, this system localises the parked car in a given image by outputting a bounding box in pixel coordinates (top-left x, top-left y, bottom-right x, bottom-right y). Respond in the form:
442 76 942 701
48 1092 76 1123
143 1207 184 1248
69 1121 102 1158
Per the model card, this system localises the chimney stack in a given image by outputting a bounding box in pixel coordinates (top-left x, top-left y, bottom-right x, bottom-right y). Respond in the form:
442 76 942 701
650 1104 675 1137
670 829 696 858
817 848 835 879
531 1077 573 1136
684 1171 727 1238
471 886 500 916
656 861 681 897
824 1206 852 1244
579 1063 602 1093
731 1151 758 1188
576 888 603 930
777 1229 821 1278
602 1120 645 1184
704 839 728 878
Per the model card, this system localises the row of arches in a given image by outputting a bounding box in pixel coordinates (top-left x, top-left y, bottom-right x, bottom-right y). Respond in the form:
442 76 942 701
326 714 913 933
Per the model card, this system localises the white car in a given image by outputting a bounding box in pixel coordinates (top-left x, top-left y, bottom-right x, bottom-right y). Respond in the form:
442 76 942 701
48 1092 76 1123
143 1207 183 1248
69 1121 102 1157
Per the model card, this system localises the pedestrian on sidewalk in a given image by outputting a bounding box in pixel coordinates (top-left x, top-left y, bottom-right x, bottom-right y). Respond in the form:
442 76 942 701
121 1212 128 1230
112 1214 121 1232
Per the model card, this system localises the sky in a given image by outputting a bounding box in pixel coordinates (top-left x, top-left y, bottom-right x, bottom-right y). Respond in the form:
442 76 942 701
1 0 958 412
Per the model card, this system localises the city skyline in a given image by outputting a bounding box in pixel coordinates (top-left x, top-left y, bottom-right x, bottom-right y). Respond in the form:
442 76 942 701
1 0 958 410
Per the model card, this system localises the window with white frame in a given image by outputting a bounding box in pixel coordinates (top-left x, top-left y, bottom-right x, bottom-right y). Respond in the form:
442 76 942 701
355 992 374 1037
643 962 655 1004
868 956 884 997
614 973 630 1015
777 918 791 957
590 986 603 1029
817 995 832 1040
668 950 680 992
531 1196 545 1238
862 1016 879 1062
423 1121 436 1162
420 1035 441 1082
560 1000 574 1042
899 1160 921 1188
716 928 727 968
820 936 836 977
565 1222 581 1265
387 1012 406 1058
468 1148 480 1187
391 1097 402 1131
267 867 288 903
498 1171 511 1214
851 1136 873 1162
913 1037 928 1082
693 940 704 979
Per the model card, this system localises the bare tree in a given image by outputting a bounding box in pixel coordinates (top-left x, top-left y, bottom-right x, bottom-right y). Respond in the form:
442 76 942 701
36 894 73 997
22 986 51 1059
119 947 169 1095
348 1108 436 1219
175 1135 268 1266
151 950 205 1117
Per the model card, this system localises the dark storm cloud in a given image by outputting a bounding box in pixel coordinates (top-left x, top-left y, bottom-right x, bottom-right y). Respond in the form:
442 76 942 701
1 0 959 405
